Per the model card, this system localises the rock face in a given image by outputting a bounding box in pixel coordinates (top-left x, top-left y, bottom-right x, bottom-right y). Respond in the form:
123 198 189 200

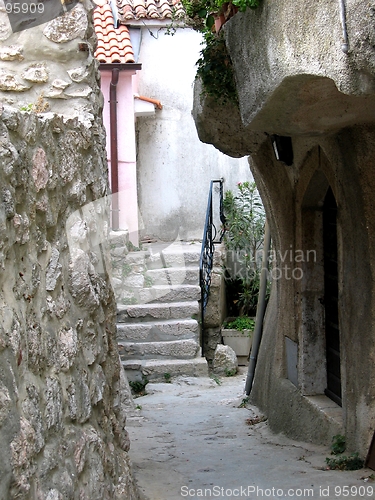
192 0 375 456
193 0 375 156
0 3 100 118
0 105 139 500
0 3 139 499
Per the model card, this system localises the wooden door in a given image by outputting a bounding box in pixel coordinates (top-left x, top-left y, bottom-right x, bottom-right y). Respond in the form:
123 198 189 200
323 187 342 406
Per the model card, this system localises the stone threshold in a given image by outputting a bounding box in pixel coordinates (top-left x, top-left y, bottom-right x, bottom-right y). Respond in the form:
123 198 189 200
304 394 343 429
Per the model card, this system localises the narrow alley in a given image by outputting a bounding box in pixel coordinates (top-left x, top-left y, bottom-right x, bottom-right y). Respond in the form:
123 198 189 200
127 370 373 500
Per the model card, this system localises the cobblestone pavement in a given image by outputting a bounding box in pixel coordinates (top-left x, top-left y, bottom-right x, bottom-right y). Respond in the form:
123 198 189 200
127 370 374 500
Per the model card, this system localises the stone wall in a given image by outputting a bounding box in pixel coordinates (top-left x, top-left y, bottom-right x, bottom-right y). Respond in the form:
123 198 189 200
0 0 101 117
192 0 375 456
202 244 226 365
0 3 139 499
0 105 139 500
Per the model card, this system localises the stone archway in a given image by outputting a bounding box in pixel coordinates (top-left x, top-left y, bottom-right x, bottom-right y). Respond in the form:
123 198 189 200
298 150 341 405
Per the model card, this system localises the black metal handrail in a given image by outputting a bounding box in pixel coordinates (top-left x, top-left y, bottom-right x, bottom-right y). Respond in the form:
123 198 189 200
199 179 225 356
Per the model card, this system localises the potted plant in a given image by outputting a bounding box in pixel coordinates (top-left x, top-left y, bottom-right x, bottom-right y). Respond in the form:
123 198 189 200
222 316 255 365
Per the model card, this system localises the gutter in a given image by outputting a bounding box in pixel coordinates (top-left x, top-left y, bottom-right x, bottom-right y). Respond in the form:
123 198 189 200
245 220 271 396
101 62 161 229
99 63 142 71
101 63 142 230
338 0 349 53
110 68 120 230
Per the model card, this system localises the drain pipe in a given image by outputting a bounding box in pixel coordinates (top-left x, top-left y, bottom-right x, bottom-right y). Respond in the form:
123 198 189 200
245 219 271 395
338 0 349 53
110 68 120 230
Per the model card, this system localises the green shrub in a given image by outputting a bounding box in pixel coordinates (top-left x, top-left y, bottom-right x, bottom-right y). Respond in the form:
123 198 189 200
178 0 262 103
223 316 255 332
196 30 238 105
331 434 346 455
129 378 149 394
223 181 268 316
325 453 364 471
232 0 260 12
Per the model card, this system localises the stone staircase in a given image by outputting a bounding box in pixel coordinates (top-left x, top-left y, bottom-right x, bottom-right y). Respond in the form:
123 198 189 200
109 233 208 382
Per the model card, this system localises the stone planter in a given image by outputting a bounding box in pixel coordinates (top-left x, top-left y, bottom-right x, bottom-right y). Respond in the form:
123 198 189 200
221 327 253 366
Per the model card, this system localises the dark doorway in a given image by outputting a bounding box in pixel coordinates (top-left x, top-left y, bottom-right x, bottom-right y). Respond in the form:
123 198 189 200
323 187 342 406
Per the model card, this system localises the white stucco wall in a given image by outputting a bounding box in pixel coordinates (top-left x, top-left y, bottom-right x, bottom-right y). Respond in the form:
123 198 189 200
136 26 251 242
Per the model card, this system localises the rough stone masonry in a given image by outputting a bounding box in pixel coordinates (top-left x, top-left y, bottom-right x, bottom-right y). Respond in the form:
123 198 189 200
0 1 140 499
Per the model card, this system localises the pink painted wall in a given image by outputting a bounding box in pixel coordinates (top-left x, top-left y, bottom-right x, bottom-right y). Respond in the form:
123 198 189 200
101 69 139 246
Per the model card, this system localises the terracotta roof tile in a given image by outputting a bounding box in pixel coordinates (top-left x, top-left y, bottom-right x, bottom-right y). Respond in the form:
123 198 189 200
116 0 185 22
93 0 136 64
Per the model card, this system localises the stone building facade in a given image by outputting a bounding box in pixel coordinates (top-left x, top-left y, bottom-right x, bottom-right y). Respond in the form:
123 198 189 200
193 0 375 457
0 2 139 498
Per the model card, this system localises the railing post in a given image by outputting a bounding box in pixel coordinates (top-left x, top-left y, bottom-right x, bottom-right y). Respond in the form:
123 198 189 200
199 179 224 357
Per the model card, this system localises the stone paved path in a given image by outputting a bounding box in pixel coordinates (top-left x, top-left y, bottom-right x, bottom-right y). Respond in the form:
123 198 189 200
126 370 374 500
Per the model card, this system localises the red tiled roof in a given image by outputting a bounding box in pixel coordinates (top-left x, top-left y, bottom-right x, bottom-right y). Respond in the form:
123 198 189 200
93 0 135 64
117 0 185 22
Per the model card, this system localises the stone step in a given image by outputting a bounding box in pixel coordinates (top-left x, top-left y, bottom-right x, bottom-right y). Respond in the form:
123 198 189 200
111 240 208 381
123 356 208 383
143 242 202 270
161 245 201 267
117 301 199 323
119 339 200 360
117 318 199 342
138 284 200 304
109 230 129 249
145 266 199 286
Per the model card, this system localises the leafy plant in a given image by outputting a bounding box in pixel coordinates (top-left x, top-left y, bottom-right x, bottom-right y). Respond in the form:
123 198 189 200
181 0 219 31
239 396 249 408
232 0 260 12
129 377 149 395
180 0 262 32
164 372 172 383
225 367 237 376
223 316 255 332
20 103 33 112
178 0 262 104
331 434 346 455
20 94 49 113
223 181 267 316
196 30 238 105
326 435 363 471
325 453 364 471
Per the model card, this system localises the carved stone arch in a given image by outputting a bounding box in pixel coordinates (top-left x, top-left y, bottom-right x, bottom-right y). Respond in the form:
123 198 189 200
297 149 340 402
